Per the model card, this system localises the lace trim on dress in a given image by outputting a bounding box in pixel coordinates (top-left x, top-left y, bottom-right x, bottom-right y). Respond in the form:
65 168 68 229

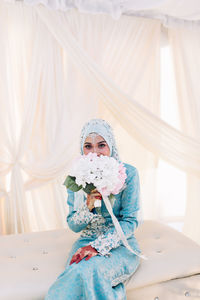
70 202 94 225
89 230 121 256
80 214 109 238
111 274 131 286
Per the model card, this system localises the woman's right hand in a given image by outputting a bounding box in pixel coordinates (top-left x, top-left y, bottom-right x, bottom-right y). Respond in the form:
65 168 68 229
69 245 98 265
86 189 102 211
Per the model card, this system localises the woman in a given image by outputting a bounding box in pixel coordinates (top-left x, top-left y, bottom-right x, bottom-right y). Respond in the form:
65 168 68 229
45 119 141 300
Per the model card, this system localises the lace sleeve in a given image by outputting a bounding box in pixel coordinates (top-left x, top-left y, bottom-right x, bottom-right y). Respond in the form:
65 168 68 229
90 230 121 256
70 202 94 225
66 189 95 233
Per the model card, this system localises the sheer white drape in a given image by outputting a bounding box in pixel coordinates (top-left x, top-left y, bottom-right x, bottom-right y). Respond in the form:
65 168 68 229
0 2 98 234
0 2 199 245
35 7 200 177
169 26 200 244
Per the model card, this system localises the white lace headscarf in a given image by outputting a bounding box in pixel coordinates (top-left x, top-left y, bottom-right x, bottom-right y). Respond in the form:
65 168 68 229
80 119 120 161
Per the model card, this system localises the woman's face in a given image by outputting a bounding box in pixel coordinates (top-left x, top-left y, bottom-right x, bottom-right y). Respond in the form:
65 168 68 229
83 134 110 157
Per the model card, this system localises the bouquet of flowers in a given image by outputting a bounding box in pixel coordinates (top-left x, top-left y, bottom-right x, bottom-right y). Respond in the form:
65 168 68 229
64 152 127 205
64 152 147 260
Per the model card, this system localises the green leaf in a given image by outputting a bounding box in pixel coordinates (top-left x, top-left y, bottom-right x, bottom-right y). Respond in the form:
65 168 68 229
63 176 82 192
83 183 96 194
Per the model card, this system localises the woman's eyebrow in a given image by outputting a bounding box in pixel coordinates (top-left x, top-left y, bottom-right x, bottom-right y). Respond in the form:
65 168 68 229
84 140 106 145
84 142 92 145
98 140 106 144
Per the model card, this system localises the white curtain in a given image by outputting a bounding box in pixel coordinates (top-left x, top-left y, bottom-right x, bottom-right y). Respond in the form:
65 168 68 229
0 2 200 245
0 2 98 234
35 6 200 236
34 6 200 176
169 26 200 244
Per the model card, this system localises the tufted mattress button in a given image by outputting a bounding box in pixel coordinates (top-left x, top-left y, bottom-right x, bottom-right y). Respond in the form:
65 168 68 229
184 291 190 297
156 250 162 253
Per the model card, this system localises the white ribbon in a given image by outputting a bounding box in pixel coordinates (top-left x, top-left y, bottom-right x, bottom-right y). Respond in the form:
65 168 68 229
103 195 148 260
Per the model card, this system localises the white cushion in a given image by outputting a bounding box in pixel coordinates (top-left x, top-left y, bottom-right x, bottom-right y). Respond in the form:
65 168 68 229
0 221 200 300
127 274 200 300
129 220 200 288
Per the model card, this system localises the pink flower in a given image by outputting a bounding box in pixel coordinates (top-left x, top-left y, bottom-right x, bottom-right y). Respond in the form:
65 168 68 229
119 163 127 180
112 182 123 195
111 164 127 195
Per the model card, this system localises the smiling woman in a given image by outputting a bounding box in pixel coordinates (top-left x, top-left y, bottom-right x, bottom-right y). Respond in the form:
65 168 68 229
45 118 142 300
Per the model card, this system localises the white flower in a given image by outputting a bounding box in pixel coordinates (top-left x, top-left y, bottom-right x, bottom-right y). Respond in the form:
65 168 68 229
69 153 127 196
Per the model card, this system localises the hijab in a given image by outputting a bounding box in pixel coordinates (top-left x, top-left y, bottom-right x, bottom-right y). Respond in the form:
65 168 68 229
80 118 120 161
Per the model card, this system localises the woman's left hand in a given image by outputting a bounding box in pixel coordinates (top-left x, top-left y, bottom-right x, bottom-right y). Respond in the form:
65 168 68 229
86 189 102 211
69 245 98 265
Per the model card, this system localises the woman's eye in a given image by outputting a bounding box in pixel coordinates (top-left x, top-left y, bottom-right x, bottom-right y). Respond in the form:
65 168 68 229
85 145 92 149
99 143 106 148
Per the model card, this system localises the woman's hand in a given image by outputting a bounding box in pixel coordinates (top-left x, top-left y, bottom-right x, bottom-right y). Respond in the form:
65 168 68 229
69 245 98 265
86 189 102 211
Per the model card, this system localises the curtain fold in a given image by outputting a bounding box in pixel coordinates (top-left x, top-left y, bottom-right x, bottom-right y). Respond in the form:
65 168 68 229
169 26 200 244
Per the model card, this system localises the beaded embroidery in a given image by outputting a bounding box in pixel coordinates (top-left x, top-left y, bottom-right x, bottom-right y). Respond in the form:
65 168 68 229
90 230 121 256
81 214 111 238
70 202 94 225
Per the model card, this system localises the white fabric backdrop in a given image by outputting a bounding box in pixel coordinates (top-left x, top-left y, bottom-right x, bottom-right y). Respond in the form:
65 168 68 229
169 26 200 244
35 6 200 177
0 2 200 245
0 2 98 233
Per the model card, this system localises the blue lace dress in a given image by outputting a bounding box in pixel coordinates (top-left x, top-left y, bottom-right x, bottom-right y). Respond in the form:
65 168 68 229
45 163 141 300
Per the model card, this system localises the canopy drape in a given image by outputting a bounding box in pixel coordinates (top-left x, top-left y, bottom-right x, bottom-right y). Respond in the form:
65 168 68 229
6 0 200 24
169 26 200 244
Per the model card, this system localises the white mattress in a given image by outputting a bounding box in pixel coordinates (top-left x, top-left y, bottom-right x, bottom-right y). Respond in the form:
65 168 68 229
0 220 200 300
